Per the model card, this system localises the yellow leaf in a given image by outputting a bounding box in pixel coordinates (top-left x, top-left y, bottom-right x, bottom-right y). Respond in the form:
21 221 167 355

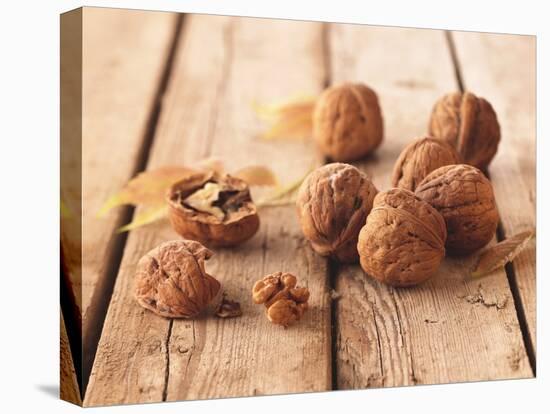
233 165 278 186
254 96 316 140
195 157 225 174
117 205 168 233
471 230 535 278
97 166 196 217
256 169 311 207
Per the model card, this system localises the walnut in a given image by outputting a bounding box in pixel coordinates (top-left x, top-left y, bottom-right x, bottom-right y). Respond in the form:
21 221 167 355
252 272 310 327
415 164 499 254
429 91 500 170
391 136 461 191
134 240 221 318
313 83 383 162
357 188 446 287
296 163 378 263
167 170 260 247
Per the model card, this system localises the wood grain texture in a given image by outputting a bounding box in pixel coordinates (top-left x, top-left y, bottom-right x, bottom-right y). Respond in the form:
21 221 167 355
452 32 536 356
76 8 176 352
61 312 81 405
84 15 330 406
328 25 533 389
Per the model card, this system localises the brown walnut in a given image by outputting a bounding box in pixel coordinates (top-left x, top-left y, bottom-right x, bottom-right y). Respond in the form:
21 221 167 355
357 188 446 287
167 170 260 247
415 164 499 254
252 272 310 327
313 83 383 162
134 240 221 318
391 136 461 191
429 91 500 170
296 163 378 263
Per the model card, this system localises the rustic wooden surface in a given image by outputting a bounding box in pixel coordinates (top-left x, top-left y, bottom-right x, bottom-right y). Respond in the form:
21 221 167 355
329 25 532 388
61 8 536 407
60 312 81 405
61 7 178 387
452 32 536 360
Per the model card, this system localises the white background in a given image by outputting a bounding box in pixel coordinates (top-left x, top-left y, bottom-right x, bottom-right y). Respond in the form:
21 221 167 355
0 0 546 413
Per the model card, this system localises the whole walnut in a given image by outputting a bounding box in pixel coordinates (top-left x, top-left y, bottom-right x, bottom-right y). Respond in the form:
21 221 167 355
415 164 499 254
391 136 461 191
429 91 500 170
135 240 221 318
313 83 383 162
296 163 378 263
252 272 310 327
357 188 446 287
167 170 260 247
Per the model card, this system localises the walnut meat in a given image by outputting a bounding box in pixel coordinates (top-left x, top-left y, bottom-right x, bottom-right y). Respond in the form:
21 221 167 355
429 91 500 170
252 272 310 327
135 240 221 318
296 163 378 263
391 136 461 191
167 171 260 247
313 83 383 162
357 188 446 287
415 164 499 254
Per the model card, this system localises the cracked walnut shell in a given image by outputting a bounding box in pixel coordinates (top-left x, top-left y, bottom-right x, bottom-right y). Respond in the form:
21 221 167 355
415 164 499 254
391 136 461 191
252 272 310 327
429 91 500 170
135 240 221 318
296 163 378 263
167 170 260 247
357 188 447 287
313 83 383 162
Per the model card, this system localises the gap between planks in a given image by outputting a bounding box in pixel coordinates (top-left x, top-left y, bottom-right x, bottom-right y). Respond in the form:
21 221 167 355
81 13 185 397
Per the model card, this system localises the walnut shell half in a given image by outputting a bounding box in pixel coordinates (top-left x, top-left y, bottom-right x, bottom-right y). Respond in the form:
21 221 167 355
357 188 446 287
296 163 378 263
135 240 221 318
167 171 260 247
391 136 461 191
415 164 499 254
313 83 383 162
429 91 500 170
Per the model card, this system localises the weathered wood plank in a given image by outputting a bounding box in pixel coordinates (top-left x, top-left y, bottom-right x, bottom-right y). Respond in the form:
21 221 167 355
61 6 178 375
452 32 536 358
85 15 329 406
60 311 81 405
329 25 533 388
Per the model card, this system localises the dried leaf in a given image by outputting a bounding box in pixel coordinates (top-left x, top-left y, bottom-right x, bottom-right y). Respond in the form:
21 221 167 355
98 166 195 217
254 96 316 140
117 205 168 233
257 169 310 207
233 165 278 186
471 230 535 278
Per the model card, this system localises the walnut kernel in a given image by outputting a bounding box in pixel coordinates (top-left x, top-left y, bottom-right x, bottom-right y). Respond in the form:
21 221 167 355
252 272 309 327
167 171 260 247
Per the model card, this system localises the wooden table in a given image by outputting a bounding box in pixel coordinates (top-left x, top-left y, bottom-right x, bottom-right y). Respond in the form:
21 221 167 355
60 8 536 407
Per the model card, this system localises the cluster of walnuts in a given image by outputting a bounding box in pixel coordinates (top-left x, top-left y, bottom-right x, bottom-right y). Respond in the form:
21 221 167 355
298 84 501 287
133 82 502 328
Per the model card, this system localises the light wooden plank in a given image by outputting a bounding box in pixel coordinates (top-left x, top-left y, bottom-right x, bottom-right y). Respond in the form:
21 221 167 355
85 15 329 406
328 25 533 388
452 32 536 357
61 311 81 405
61 6 178 369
